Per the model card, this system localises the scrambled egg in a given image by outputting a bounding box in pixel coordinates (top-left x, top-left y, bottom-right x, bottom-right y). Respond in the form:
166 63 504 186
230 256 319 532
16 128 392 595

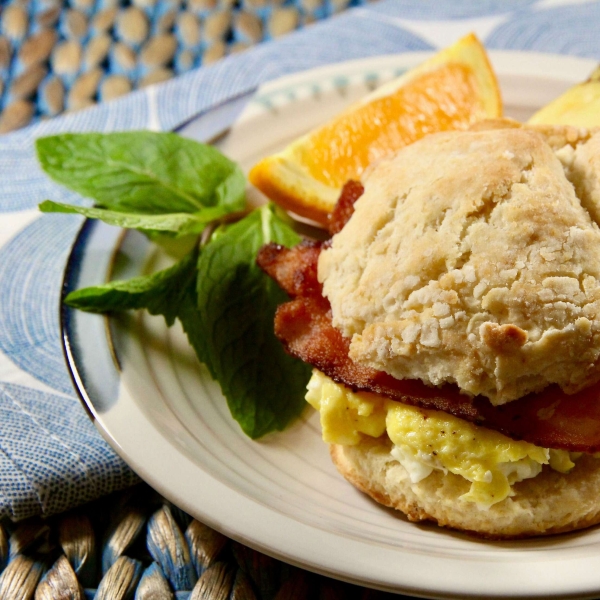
306 370 575 507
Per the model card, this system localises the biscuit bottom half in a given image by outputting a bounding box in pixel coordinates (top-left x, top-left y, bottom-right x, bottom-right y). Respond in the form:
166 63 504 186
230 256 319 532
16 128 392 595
331 439 600 539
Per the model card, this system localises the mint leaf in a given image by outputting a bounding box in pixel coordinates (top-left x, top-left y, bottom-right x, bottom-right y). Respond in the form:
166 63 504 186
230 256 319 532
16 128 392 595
40 200 228 236
65 247 199 328
63 204 310 438
36 132 246 215
196 204 311 439
65 245 208 369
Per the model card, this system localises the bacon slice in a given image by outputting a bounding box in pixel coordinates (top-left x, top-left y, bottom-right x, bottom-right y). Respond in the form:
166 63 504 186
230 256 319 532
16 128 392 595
328 180 364 235
257 241 600 452
256 239 322 297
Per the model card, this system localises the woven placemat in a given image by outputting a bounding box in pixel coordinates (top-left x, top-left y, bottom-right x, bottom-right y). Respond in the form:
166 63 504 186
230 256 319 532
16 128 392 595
0 0 371 134
0 482 415 599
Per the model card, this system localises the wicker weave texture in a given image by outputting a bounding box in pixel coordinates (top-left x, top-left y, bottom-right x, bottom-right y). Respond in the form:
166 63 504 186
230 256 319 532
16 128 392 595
0 484 415 599
0 0 371 134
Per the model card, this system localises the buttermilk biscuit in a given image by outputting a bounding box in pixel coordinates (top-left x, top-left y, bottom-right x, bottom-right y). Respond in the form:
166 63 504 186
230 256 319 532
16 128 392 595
331 439 600 539
319 126 600 404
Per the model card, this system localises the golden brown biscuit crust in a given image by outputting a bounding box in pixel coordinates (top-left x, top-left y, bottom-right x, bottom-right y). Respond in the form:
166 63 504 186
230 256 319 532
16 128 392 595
319 125 600 404
331 439 600 539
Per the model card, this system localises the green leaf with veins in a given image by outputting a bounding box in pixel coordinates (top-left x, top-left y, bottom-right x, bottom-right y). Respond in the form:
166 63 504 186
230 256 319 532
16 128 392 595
196 204 310 439
46 128 309 438
40 200 230 236
63 204 308 438
65 247 200 330
36 132 246 215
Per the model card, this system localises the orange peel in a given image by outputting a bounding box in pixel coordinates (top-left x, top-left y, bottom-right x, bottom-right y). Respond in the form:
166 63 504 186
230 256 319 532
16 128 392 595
249 33 502 225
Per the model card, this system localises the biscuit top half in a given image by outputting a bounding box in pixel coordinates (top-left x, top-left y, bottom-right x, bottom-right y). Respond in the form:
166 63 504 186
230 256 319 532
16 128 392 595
318 124 600 405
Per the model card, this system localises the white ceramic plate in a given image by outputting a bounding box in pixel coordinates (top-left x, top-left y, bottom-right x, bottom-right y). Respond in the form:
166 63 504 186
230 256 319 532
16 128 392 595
63 51 600 600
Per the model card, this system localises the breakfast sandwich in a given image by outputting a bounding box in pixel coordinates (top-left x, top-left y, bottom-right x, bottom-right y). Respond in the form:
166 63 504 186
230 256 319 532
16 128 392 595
257 120 600 538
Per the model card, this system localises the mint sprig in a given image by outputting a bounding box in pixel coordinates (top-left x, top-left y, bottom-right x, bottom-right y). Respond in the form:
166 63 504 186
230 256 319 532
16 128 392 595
40 200 231 237
64 246 199 327
39 131 309 438
196 205 310 438
36 132 246 216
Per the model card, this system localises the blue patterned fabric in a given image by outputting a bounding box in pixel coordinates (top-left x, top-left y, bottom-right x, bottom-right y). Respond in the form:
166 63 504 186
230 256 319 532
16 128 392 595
0 383 135 517
1 0 600 521
0 216 82 396
366 0 538 20
0 0 377 132
487 3 600 58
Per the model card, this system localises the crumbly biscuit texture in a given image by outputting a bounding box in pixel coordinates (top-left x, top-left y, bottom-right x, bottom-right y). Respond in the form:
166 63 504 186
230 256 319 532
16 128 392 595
331 439 600 539
319 126 600 404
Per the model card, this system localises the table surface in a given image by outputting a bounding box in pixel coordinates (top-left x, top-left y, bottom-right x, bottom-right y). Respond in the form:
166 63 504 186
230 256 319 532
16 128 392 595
0 482 415 599
0 0 368 134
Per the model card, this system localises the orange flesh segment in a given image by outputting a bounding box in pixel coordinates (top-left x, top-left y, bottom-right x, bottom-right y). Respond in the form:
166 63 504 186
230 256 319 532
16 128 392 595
297 64 485 187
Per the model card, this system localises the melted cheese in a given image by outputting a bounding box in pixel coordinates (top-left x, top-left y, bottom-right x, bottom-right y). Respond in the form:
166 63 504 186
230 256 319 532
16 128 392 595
306 370 575 507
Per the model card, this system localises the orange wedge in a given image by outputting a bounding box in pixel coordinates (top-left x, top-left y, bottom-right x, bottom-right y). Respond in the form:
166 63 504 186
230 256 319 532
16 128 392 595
528 65 600 127
249 33 502 225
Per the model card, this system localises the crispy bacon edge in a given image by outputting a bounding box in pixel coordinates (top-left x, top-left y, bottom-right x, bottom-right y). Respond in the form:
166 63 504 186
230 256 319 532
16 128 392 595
257 182 600 453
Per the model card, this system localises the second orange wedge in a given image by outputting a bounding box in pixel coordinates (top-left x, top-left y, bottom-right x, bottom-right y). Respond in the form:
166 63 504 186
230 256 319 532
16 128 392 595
249 33 502 225
528 65 600 127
